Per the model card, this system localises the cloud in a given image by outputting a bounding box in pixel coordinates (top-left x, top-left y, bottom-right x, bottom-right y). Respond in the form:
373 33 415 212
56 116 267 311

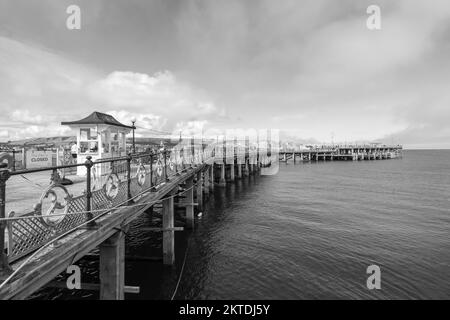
10 110 45 125
173 120 208 136
0 37 220 141
172 0 450 147
106 109 167 137
88 71 219 127
2 1 450 147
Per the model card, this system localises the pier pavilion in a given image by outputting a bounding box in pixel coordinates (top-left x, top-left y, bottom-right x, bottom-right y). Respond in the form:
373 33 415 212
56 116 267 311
61 112 134 176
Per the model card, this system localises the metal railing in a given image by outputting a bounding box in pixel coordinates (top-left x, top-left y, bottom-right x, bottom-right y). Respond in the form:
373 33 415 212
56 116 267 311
0 145 207 272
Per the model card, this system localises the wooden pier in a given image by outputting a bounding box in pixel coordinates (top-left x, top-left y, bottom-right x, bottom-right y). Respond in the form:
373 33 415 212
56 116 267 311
0 139 263 300
0 138 403 300
279 145 403 163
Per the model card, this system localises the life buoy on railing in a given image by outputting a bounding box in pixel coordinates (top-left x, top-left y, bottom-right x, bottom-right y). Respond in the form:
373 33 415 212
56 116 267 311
103 173 120 200
0 153 13 169
168 159 174 171
156 160 163 177
35 184 72 227
136 163 147 186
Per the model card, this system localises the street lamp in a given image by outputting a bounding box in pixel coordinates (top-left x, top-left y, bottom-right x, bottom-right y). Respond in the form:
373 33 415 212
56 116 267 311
131 116 136 154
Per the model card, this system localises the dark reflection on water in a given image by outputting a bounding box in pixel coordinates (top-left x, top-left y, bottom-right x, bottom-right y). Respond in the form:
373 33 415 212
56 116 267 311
32 150 450 300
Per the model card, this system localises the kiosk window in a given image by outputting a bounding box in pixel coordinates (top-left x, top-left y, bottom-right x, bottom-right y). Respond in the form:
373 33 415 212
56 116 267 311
80 128 98 141
80 141 99 154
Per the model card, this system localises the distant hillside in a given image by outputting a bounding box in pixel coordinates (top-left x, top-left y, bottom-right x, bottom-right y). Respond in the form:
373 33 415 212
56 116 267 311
2 136 182 148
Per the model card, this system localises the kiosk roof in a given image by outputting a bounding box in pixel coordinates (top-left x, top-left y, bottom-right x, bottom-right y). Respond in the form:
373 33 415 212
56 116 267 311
61 111 133 129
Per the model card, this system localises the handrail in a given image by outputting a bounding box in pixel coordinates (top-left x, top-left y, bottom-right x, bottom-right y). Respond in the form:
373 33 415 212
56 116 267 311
8 150 167 176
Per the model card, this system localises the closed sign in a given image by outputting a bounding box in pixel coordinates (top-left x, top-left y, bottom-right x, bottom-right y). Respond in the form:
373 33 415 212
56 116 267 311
26 150 54 168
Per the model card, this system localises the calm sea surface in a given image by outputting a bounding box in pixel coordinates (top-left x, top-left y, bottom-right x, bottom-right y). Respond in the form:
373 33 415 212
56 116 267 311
35 150 450 300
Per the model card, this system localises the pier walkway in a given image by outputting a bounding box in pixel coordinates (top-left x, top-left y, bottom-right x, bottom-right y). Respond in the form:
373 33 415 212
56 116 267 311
0 141 402 299
0 141 264 299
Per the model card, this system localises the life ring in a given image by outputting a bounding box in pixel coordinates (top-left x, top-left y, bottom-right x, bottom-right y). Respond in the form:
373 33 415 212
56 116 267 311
103 173 120 200
35 184 71 227
156 160 163 177
0 153 13 169
136 164 147 186
168 159 174 171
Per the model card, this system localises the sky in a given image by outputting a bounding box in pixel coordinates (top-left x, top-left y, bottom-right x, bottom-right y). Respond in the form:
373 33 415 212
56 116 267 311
1 0 450 148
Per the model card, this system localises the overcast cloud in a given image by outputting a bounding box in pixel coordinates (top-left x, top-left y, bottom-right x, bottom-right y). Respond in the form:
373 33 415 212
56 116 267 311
1 0 450 148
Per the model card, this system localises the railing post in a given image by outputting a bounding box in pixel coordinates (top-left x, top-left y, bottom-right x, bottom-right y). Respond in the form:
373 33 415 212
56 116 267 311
149 152 154 189
0 163 12 276
84 156 96 228
191 136 195 168
175 149 181 175
11 149 15 172
164 149 169 182
127 153 133 203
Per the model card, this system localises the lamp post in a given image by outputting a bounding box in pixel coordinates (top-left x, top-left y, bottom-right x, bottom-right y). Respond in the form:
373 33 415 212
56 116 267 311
131 117 136 154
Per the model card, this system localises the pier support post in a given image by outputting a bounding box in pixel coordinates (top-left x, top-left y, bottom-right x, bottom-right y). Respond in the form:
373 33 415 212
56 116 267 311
185 177 195 230
196 171 203 212
209 165 214 190
244 159 249 177
99 231 125 300
229 163 235 181
162 191 176 265
146 205 153 217
219 164 226 186
237 163 242 178
203 169 209 196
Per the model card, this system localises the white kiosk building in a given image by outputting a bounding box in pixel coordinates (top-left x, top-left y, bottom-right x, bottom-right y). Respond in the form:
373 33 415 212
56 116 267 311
61 111 133 176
